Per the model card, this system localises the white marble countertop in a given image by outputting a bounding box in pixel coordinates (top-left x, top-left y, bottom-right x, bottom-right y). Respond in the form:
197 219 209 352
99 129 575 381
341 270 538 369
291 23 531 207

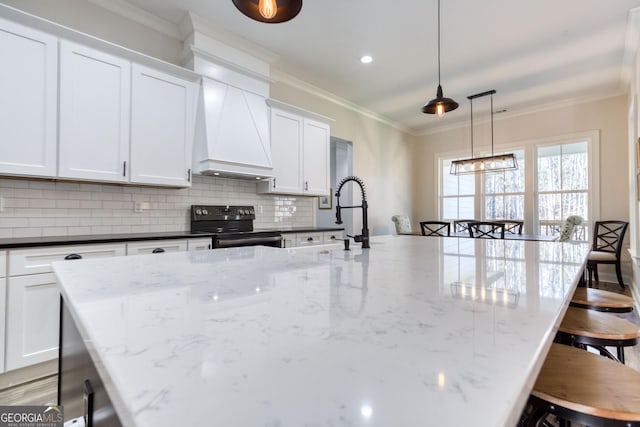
52 235 589 427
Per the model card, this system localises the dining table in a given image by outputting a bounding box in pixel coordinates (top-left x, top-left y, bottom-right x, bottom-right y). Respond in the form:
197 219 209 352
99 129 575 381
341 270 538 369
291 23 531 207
399 231 558 241
53 235 589 427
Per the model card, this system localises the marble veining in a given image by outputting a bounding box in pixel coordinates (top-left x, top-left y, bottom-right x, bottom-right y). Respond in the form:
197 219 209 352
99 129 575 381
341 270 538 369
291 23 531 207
52 235 589 427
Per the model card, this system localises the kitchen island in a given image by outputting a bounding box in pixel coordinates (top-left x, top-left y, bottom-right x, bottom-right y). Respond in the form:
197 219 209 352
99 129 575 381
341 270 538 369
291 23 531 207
52 235 589 427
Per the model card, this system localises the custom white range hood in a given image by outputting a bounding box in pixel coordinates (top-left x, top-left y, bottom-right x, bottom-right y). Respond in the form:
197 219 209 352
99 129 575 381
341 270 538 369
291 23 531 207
182 13 275 179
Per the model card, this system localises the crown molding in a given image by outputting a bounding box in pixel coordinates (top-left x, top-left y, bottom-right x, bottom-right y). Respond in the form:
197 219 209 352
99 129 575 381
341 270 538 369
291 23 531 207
416 90 629 137
87 0 181 38
179 11 279 64
270 69 414 135
621 7 640 87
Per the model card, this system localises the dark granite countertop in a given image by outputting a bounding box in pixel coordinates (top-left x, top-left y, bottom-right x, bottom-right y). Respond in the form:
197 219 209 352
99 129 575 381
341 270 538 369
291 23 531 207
0 227 344 249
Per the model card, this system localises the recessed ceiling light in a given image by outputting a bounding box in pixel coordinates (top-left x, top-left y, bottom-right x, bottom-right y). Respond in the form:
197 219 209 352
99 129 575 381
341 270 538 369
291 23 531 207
360 55 373 64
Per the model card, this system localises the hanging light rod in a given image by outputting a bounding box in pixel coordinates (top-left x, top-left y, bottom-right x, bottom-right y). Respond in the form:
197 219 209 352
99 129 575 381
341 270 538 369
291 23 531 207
422 0 458 117
232 0 303 23
450 89 518 175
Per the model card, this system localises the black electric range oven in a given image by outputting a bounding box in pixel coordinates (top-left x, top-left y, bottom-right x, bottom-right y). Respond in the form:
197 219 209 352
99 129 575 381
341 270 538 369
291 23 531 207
190 205 283 249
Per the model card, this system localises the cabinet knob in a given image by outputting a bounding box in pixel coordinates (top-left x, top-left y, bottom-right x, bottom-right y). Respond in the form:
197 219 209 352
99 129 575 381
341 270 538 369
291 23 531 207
307 237 314 242
152 248 165 254
64 253 82 260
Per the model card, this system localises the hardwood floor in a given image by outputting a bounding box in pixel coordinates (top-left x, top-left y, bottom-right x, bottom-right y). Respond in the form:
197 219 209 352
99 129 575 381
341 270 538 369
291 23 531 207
0 373 57 406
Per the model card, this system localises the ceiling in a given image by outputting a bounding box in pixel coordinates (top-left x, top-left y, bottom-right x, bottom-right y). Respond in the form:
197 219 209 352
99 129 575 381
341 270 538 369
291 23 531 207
115 0 640 134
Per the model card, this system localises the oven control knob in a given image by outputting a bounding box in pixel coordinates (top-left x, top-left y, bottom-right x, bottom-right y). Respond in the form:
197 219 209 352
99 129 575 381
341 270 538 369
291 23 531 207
195 209 202 215
202 209 208 215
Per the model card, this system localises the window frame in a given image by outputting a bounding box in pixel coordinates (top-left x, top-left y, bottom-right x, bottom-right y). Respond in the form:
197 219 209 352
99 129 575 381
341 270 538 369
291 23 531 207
436 130 600 237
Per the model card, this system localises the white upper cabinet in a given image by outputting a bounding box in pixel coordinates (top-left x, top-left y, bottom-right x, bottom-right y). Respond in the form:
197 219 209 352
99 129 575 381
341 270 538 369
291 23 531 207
58 40 131 182
0 17 57 178
0 8 200 188
130 64 196 187
302 118 331 195
269 108 303 193
258 102 331 196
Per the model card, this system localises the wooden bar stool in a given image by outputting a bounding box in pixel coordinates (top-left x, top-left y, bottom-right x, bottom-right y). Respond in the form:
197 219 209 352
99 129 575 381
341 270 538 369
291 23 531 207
571 288 635 313
556 306 639 364
524 343 640 426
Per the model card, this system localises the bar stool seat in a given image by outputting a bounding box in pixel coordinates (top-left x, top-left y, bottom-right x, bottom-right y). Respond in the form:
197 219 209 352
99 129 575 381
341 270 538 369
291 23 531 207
525 343 640 426
556 306 639 364
571 288 635 313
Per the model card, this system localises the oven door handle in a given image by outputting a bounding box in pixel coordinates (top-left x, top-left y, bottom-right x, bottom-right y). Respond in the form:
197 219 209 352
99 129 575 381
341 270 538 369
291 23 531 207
215 235 282 248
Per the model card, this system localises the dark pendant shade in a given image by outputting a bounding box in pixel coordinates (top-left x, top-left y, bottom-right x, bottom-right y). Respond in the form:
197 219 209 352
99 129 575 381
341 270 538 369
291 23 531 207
422 84 459 114
232 0 303 23
422 0 458 116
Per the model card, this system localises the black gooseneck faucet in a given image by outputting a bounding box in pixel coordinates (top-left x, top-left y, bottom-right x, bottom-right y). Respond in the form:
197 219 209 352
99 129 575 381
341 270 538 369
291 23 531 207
335 176 370 249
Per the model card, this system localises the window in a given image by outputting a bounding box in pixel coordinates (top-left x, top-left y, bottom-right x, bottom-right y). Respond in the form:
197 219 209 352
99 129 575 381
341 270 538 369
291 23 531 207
536 142 589 239
442 158 475 220
437 131 598 238
483 150 525 220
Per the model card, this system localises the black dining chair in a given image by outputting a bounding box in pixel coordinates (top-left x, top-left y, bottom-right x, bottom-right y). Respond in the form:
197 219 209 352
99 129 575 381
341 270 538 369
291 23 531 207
501 220 523 234
468 221 505 239
586 220 628 288
419 221 450 236
453 219 475 233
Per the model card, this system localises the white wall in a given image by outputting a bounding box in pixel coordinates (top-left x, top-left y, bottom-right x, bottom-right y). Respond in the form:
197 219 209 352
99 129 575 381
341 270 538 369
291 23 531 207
411 95 629 223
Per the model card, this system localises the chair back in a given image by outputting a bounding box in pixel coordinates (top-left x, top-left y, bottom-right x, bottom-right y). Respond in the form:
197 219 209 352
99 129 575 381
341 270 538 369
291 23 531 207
468 221 505 239
419 221 450 236
391 215 412 234
453 219 475 233
592 221 628 256
501 220 523 234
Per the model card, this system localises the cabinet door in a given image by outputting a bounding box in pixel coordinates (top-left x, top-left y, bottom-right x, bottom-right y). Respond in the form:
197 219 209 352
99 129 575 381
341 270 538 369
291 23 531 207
58 40 130 182
6 273 59 371
187 237 212 251
9 243 126 276
270 108 303 193
295 232 324 247
126 239 188 255
302 118 330 195
0 18 57 178
130 64 195 187
0 277 5 373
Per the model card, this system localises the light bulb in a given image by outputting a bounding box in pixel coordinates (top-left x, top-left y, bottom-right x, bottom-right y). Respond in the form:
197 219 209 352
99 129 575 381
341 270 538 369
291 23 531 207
259 0 278 19
436 103 445 117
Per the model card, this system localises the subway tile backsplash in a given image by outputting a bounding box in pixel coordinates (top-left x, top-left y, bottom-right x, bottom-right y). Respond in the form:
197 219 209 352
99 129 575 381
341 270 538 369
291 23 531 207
0 175 314 238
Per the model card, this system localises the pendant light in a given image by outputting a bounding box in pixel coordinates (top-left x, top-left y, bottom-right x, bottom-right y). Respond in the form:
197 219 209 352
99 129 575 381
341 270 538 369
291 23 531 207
232 0 303 23
422 0 458 117
450 90 518 175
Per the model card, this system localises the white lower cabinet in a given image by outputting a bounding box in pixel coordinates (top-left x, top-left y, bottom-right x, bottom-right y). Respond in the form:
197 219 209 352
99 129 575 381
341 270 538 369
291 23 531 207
0 276 5 374
5 243 125 373
6 273 59 371
283 231 344 248
323 230 344 244
187 237 212 251
294 232 324 247
126 239 188 255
